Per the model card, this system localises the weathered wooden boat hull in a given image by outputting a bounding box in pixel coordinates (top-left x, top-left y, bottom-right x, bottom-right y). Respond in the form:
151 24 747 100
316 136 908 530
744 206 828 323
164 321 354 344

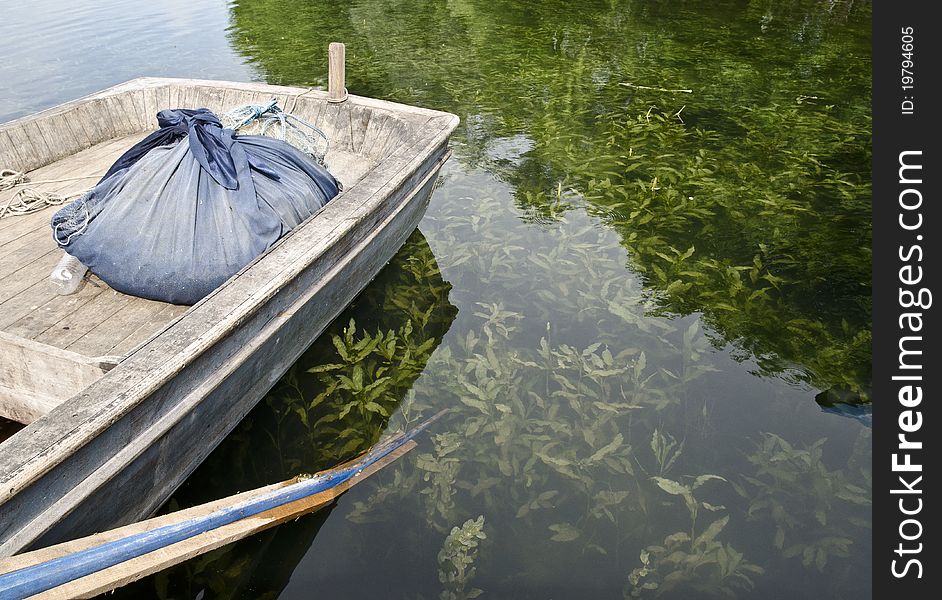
0 78 458 556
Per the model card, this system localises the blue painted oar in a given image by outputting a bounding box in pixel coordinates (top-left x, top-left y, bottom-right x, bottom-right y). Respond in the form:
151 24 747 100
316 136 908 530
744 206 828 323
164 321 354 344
0 411 443 600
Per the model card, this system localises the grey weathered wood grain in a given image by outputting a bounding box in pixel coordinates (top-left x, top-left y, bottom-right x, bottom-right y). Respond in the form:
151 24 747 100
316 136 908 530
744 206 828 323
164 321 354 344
0 332 107 424
35 288 132 349
0 129 25 170
5 277 107 340
0 248 63 305
107 303 185 357
65 296 173 358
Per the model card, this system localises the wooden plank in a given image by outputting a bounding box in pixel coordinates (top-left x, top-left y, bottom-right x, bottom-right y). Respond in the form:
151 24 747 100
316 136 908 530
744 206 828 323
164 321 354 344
34 289 132 350
140 87 159 129
0 205 56 256
318 102 344 152
167 85 184 112
0 247 63 305
300 94 326 129
379 119 414 159
194 85 228 112
108 303 186 357
58 102 99 155
132 89 151 130
59 112 95 161
0 129 25 170
5 277 108 341
177 85 196 111
360 111 393 158
0 387 62 425
0 279 65 332
349 104 372 154
0 441 415 599
65 296 174 358
62 98 116 154
22 122 54 169
327 150 375 189
98 96 126 138
2 124 42 173
0 240 58 284
160 85 173 114
36 112 80 163
0 188 75 242
116 93 142 135
0 227 53 269
0 332 106 423
218 88 240 115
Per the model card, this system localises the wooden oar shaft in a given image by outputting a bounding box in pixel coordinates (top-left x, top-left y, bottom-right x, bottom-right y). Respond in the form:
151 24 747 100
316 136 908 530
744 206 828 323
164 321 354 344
0 411 444 600
6 440 415 599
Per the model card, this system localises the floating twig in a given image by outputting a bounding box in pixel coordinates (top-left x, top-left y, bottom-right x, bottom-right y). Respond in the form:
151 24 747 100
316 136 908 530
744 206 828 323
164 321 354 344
620 83 693 94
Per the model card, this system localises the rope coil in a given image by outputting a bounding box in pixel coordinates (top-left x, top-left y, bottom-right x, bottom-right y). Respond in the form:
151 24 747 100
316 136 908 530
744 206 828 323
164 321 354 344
0 169 91 219
220 99 330 166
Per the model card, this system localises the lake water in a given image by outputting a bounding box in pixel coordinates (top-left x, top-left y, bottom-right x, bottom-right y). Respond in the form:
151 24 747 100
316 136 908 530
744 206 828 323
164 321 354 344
0 0 872 598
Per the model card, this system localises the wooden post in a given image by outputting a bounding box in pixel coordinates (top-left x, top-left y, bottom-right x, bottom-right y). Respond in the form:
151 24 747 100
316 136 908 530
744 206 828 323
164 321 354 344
327 42 348 103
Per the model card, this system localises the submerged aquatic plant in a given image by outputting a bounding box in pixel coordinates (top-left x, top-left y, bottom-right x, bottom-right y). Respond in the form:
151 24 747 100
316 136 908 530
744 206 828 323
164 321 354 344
438 516 487 600
649 428 684 476
626 467 760 598
260 230 458 469
651 474 727 533
626 515 763 599
735 432 871 571
418 432 464 528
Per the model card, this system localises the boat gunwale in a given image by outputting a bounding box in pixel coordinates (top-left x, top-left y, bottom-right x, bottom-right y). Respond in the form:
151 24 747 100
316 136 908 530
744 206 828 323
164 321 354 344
0 78 458 506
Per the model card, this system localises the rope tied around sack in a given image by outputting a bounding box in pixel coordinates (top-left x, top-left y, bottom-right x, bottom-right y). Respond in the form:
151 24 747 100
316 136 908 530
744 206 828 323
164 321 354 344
0 168 95 219
221 99 330 166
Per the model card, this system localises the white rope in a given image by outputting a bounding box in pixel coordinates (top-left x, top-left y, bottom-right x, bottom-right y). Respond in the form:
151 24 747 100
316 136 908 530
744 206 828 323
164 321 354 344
0 168 94 219
0 168 28 191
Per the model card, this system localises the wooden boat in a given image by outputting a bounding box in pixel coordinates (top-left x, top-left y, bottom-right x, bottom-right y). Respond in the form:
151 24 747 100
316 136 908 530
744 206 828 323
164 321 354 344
0 70 458 557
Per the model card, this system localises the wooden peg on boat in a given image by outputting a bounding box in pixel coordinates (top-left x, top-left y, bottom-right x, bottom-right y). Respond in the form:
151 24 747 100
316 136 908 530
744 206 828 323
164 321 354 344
328 42 348 103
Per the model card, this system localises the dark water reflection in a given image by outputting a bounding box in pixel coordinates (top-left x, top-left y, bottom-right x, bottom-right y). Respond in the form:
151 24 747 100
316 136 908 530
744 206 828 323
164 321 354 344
1 0 872 598
0 418 23 444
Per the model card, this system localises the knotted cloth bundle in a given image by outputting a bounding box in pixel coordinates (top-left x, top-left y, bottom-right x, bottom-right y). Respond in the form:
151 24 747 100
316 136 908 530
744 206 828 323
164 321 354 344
51 108 340 304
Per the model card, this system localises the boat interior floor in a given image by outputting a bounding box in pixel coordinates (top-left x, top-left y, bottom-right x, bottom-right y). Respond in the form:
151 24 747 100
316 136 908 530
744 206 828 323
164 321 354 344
0 129 370 423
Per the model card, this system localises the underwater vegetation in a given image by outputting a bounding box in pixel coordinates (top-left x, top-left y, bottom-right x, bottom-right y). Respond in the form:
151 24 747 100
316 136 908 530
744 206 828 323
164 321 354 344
228 0 872 399
117 0 872 598
131 188 870 598
438 516 487 600
736 432 871 572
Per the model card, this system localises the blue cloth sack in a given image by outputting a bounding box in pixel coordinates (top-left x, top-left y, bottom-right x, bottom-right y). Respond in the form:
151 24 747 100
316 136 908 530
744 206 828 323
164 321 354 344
51 108 339 305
